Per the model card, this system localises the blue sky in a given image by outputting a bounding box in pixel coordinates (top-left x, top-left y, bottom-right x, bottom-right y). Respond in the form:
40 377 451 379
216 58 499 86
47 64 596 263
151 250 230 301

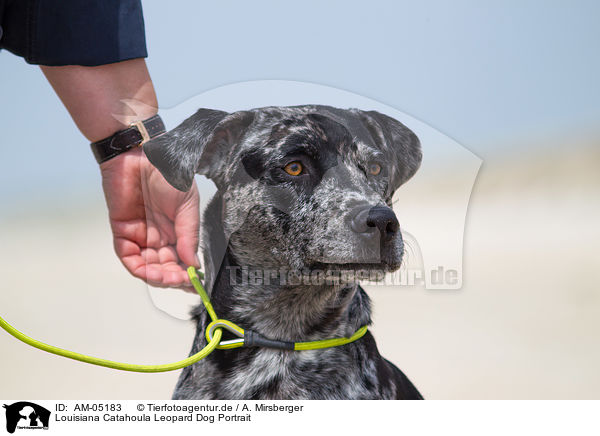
1 0 599 207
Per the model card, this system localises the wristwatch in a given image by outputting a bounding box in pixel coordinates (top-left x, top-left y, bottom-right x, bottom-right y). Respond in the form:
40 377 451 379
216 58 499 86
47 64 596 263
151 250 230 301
90 114 166 164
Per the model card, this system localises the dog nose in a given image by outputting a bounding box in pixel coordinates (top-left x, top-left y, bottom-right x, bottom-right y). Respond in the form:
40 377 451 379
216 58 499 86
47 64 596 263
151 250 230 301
366 206 399 240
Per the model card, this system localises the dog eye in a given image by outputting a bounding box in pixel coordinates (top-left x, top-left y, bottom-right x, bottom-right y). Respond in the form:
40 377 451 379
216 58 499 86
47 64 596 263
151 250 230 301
368 162 381 176
284 161 303 176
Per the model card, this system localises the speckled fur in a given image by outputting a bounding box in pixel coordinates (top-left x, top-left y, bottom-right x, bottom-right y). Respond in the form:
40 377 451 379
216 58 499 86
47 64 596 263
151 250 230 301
144 105 423 400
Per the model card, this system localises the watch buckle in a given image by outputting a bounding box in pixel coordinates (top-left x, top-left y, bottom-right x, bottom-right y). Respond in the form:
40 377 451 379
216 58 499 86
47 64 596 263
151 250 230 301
131 120 151 145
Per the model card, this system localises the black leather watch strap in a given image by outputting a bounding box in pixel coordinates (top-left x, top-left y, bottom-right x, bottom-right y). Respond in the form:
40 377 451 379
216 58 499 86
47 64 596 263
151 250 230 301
90 114 166 164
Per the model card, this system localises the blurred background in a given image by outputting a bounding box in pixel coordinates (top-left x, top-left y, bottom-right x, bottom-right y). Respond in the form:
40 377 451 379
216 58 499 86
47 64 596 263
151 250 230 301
1 0 598 399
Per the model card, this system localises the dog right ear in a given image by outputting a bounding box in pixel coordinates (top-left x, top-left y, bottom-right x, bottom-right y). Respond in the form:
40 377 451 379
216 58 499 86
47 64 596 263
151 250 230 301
143 109 255 191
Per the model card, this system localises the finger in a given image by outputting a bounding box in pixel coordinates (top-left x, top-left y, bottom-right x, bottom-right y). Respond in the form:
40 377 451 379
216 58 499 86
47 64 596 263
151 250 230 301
174 190 201 268
114 238 167 286
160 267 191 288
122 256 187 288
115 236 194 288
143 247 189 287
111 220 147 248
156 247 192 286
119 252 164 285
144 260 191 288
142 248 181 286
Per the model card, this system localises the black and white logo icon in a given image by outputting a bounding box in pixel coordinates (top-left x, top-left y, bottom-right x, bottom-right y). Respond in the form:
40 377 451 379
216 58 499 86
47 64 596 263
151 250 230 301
3 402 50 434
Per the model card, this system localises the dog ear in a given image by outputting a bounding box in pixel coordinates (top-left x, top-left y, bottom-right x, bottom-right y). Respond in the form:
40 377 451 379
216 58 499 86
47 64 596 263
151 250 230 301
356 110 422 193
143 109 255 191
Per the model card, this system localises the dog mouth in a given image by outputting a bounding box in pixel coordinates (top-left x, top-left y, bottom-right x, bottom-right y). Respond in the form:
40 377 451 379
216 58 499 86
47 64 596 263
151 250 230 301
308 258 403 274
307 238 405 273
296 261 400 285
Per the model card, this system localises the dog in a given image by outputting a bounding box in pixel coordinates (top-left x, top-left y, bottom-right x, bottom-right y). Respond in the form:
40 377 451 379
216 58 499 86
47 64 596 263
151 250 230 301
144 105 423 399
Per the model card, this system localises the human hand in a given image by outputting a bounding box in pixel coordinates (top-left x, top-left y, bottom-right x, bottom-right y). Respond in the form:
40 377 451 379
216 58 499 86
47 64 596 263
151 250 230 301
100 147 200 289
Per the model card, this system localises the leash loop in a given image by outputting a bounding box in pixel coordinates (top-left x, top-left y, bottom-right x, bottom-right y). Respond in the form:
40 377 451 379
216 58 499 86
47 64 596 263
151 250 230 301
206 319 245 349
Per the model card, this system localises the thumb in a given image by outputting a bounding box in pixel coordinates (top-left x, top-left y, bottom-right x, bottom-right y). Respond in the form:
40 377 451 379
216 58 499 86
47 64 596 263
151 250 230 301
174 188 201 268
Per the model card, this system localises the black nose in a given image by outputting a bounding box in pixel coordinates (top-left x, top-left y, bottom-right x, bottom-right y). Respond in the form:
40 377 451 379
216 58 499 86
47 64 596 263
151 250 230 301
366 206 399 240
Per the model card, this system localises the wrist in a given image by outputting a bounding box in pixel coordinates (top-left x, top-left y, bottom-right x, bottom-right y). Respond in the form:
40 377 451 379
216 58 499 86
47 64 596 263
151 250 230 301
99 145 141 173
91 114 166 165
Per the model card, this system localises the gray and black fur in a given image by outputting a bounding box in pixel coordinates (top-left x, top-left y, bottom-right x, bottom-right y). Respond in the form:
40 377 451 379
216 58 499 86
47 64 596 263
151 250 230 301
144 105 423 400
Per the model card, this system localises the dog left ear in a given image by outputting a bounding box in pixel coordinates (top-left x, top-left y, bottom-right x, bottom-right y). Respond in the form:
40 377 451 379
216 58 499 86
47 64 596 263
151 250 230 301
143 109 255 191
356 110 422 193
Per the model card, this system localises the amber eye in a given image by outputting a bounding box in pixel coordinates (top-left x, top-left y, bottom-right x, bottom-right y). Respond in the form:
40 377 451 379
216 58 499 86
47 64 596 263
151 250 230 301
284 161 303 176
368 163 381 176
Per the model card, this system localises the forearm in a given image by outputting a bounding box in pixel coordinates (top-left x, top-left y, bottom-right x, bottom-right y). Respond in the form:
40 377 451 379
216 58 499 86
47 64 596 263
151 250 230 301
40 58 158 142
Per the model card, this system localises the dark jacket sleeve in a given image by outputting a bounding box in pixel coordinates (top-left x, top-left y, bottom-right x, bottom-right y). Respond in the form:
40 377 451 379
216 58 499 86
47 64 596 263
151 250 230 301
0 0 147 66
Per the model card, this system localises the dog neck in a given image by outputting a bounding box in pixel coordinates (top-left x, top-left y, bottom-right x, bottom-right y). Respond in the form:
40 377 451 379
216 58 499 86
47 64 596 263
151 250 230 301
201 193 372 342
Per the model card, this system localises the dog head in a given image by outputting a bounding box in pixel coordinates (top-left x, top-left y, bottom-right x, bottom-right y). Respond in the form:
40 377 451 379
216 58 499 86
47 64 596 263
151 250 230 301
145 105 421 273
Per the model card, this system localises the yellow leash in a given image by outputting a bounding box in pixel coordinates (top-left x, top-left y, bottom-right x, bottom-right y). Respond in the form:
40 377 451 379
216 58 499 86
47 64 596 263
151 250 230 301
0 267 368 373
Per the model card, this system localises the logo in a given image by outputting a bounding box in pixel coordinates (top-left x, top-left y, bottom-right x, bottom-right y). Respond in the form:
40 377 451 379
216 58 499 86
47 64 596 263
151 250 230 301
2 402 50 434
